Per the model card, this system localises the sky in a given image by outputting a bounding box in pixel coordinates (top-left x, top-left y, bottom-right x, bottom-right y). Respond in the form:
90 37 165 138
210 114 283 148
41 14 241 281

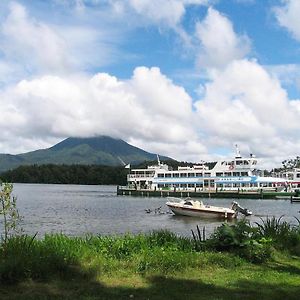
1 0 300 169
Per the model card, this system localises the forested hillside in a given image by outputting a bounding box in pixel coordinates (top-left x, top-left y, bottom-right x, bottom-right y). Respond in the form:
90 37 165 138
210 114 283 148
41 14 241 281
0 164 128 185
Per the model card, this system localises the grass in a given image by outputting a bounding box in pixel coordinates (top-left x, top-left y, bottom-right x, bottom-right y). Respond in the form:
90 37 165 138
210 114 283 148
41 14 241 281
1 220 300 299
1 252 300 300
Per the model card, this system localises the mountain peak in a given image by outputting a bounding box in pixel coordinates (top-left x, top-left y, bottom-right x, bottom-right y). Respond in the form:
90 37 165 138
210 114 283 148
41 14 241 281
51 136 121 151
0 136 172 172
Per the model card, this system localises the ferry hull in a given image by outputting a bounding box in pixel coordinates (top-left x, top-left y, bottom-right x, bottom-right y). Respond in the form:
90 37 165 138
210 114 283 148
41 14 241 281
117 186 295 199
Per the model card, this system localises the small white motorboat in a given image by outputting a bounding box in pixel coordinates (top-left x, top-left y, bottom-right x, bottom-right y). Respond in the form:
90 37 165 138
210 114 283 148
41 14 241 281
166 197 252 219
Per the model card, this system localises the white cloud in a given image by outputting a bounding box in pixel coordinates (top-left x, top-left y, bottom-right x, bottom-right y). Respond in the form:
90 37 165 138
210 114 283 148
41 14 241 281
128 0 186 28
195 59 300 166
274 0 300 41
265 64 300 92
0 1 124 83
1 2 70 74
2 1 300 169
195 7 251 69
3 60 300 168
0 67 203 159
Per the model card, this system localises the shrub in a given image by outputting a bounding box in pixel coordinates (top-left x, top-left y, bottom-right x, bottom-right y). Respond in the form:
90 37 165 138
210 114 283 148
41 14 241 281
255 216 300 253
206 220 272 263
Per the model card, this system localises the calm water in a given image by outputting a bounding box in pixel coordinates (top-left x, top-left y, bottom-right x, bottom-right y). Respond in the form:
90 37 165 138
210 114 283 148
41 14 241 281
2 184 300 237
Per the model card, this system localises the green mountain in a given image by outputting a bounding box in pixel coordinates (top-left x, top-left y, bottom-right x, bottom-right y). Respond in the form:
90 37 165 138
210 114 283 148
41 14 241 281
0 136 171 173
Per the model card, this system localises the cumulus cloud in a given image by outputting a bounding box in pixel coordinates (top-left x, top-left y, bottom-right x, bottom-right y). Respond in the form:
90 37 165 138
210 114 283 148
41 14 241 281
0 1 123 82
0 67 205 159
2 0 300 169
1 2 70 73
195 7 251 69
274 0 300 41
195 59 300 163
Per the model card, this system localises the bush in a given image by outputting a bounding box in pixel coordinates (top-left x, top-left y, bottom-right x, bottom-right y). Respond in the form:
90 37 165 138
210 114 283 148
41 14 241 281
255 216 300 253
206 220 273 263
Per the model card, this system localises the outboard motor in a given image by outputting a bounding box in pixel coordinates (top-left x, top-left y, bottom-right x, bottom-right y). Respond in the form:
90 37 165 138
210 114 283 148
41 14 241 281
231 201 252 216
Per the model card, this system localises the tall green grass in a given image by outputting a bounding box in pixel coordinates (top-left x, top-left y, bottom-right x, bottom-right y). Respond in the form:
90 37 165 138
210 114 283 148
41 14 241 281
1 217 300 284
255 216 300 254
0 230 202 283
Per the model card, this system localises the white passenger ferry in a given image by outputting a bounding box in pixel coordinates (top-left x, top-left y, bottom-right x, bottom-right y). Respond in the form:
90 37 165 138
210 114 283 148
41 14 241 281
127 146 299 192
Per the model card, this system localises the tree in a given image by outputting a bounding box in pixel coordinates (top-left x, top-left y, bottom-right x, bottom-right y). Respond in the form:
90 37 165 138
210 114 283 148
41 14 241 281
0 183 22 245
282 156 300 170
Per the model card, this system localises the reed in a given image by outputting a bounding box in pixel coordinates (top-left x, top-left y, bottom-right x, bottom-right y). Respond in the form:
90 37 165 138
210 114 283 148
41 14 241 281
255 216 300 254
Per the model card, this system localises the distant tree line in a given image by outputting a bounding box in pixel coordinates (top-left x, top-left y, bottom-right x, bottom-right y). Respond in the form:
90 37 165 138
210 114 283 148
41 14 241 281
0 164 129 185
282 157 300 170
137 159 217 170
0 159 222 185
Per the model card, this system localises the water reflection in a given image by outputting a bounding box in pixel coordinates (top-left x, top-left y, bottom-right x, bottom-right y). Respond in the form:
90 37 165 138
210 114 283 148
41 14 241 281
0 183 299 238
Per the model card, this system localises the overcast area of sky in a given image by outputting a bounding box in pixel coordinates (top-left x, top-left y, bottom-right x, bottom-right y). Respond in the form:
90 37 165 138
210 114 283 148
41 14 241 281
1 0 300 169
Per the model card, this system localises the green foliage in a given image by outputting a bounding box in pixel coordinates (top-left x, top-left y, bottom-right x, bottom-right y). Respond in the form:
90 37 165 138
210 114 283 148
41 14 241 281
0 136 172 173
0 183 22 244
255 216 300 255
136 247 195 273
191 225 207 251
0 164 128 185
1 218 300 284
282 156 300 169
207 220 273 263
0 231 210 283
0 234 77 283
137 159 216 171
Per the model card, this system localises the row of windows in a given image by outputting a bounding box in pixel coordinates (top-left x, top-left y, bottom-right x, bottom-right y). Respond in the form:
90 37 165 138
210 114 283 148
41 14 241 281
157 172 248 178
157 182 276 188
157 173 208 178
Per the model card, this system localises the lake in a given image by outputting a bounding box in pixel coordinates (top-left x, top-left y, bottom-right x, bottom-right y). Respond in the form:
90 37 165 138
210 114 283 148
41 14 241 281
1 183 300 238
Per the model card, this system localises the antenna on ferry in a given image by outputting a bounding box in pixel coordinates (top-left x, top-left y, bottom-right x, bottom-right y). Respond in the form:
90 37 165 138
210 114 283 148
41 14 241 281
235 144 241 158
157 154 161 166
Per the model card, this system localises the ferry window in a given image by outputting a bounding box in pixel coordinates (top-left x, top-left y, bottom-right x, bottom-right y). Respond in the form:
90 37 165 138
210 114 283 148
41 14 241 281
146 171 155 177
158 174 164 178
173 173 179 177
225 172 231 176
204 173 211 177
233 172 240 177
236 160 242 165
180 173 187 177
180 184 187 188
188 184 195 188
165 174 171 178
196 183 203 187
297 174 300 178
216 172 223 177
196 173 203 177
241 172 248 176
188 173 195 177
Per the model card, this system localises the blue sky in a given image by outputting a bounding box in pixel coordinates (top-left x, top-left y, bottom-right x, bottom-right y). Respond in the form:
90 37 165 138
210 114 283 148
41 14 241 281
1 0 300 168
